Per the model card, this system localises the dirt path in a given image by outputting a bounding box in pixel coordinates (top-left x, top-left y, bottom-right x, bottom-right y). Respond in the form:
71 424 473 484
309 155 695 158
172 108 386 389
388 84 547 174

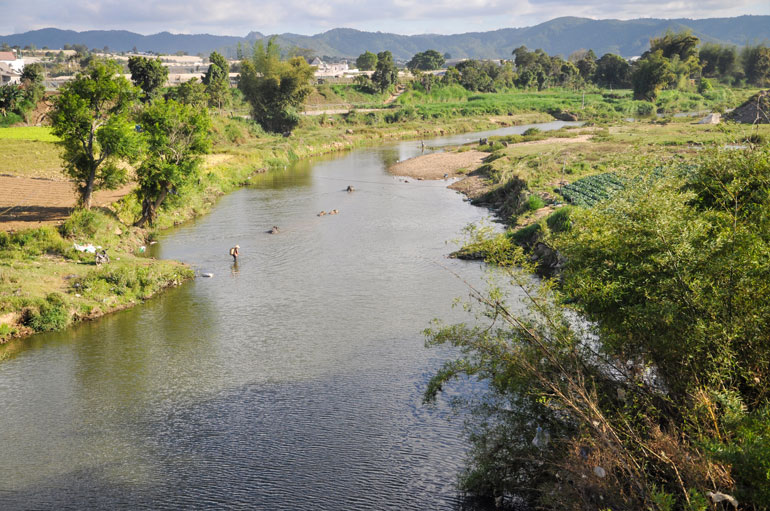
388 150 487 180
0 176 134 232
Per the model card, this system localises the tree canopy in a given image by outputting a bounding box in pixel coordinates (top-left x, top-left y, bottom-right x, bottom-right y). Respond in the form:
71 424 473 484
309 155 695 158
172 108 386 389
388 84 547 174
128 56 168 102
238 38 315 133
407 49 445 71
355 51 377 71
371 51 398 93
49 60 142 209
202 51 230 110
134 98 211 227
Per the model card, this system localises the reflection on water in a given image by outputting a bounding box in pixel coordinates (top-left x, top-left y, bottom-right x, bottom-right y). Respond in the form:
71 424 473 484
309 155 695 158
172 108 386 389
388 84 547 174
0 121 573 509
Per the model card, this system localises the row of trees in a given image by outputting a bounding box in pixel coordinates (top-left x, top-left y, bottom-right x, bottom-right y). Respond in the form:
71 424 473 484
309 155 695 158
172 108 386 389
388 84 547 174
50 59 210 226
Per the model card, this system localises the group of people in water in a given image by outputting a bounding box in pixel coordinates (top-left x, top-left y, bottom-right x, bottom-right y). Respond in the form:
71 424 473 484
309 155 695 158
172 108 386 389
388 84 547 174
229 185 356 263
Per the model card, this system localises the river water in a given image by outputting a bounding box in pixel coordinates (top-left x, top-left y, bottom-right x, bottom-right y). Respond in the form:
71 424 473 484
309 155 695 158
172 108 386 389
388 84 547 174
0 122 576 510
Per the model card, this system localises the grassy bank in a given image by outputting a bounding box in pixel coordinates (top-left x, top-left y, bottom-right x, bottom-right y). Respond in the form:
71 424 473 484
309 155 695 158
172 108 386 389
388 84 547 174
0 210 193 346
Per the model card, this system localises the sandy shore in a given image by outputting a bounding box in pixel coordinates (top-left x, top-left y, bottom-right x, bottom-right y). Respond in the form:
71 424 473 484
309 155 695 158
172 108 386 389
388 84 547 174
388 150 487 180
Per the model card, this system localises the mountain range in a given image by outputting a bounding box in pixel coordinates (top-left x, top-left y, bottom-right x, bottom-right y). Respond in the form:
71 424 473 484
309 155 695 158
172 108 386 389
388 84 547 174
2 16 768 60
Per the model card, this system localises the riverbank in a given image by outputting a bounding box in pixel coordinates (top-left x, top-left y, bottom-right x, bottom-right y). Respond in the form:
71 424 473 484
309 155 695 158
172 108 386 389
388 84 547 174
0 111 553 345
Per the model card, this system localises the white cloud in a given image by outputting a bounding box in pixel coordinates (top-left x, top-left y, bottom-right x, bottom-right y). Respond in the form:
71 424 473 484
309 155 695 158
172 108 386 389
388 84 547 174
2 0 768 36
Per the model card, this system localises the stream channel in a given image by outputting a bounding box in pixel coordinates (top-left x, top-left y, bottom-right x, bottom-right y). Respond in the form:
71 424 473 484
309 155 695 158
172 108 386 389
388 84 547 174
0 121 578 510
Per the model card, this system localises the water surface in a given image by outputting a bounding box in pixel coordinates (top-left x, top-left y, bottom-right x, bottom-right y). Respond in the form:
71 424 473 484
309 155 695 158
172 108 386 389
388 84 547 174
0 122 573 509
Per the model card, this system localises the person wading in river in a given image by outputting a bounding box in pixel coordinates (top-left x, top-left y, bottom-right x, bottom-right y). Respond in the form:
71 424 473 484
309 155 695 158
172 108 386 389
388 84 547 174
229 245 239 262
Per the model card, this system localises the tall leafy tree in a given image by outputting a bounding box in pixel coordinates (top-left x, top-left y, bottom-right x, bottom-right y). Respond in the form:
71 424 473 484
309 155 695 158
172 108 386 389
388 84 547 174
134 99 211 227
202 51 230 110
355 51 377 71
742 44 770 86
128 56 168 102
594 53 631 88
371 51 398 93
407 50 445 71
238 38 314 133
49 60 142 209
631 50 675 101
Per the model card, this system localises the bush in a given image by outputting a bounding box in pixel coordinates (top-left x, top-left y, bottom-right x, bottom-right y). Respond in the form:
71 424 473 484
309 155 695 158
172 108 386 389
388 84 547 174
60 208 108 239
635 101 656 117
526 194 546 211
522 127 541 136
545 206 573 233
27 293 70 332
697 78 713 94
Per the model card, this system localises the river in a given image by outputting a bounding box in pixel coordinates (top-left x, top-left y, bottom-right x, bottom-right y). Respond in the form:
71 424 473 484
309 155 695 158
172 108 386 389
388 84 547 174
0 121 577 510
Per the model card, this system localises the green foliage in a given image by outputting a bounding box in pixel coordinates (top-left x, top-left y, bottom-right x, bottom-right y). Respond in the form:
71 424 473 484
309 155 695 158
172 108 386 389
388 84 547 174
355 51 377 71
526 194 545 210
631 50 675 101
166 77 208 108
545 206 572 232
49 59 143 209
371 51 398 93
60 208 109 239
238 38 315 133
595 53 631 88
134 98 211 226
560 172 625 206
203 51 230 110
741 44 770 87
128 56 168 102
407 49 445 71
27 293 70 332
697 77 712 94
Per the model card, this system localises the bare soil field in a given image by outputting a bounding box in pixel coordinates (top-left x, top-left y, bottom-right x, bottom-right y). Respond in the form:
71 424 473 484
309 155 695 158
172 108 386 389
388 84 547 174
0 176 134 232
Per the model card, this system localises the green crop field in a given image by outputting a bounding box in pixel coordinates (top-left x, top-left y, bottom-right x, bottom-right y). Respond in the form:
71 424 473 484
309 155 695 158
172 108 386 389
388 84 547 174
0 127 59 142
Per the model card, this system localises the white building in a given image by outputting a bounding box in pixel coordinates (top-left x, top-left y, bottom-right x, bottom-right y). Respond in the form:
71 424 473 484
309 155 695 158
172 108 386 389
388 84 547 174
311 58 350 78
0 51 25 73
0 63 22 85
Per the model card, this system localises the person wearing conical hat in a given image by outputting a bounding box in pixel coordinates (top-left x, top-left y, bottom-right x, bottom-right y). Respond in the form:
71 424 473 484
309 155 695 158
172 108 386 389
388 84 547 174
229 244 240 262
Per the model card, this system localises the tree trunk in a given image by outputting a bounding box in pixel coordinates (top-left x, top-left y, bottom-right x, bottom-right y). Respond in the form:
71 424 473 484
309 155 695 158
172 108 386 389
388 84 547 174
134 186 169 227
81 164 97 210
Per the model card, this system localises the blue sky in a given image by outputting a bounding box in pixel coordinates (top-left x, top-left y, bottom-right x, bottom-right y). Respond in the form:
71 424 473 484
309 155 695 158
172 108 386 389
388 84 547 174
2 0 769 36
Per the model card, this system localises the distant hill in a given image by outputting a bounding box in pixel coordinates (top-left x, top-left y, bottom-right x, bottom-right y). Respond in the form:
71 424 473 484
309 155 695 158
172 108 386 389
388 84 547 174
2 16 768 60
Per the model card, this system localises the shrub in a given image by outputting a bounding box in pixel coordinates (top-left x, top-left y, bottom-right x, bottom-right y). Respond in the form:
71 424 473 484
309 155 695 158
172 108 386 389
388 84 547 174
60 208 108 239
545 206 573 233
27 293 70 332
526 194 546 211
522 127 541 136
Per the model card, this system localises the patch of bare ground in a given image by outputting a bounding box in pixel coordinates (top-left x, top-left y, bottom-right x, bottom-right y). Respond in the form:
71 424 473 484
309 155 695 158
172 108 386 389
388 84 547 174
0 176 134 232
389 150 487 180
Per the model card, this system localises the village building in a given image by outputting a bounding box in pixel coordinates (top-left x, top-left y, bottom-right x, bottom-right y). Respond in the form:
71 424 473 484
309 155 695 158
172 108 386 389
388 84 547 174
310 57 351 78
0 51 25 84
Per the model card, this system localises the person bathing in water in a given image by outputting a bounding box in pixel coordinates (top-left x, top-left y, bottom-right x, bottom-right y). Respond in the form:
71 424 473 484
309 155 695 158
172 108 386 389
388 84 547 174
229 245 239 262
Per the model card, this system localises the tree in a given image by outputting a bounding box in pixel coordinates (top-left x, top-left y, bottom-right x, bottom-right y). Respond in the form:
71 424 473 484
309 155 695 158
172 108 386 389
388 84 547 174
355 51 377 71
742 44 770 86
238 38 315 133
134 99 210 226
49 60 142 209
0 84 23 117
574 49 597 82
371 51 398 93
167 78 208 108
648 30 701 79
128 56 168 102
594 53 631 88
631 50 674 101
202 51 230 110
407 49 445 71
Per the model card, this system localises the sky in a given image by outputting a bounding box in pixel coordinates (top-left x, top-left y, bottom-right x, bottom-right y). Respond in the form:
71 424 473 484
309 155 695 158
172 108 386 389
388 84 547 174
2 0 769 36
